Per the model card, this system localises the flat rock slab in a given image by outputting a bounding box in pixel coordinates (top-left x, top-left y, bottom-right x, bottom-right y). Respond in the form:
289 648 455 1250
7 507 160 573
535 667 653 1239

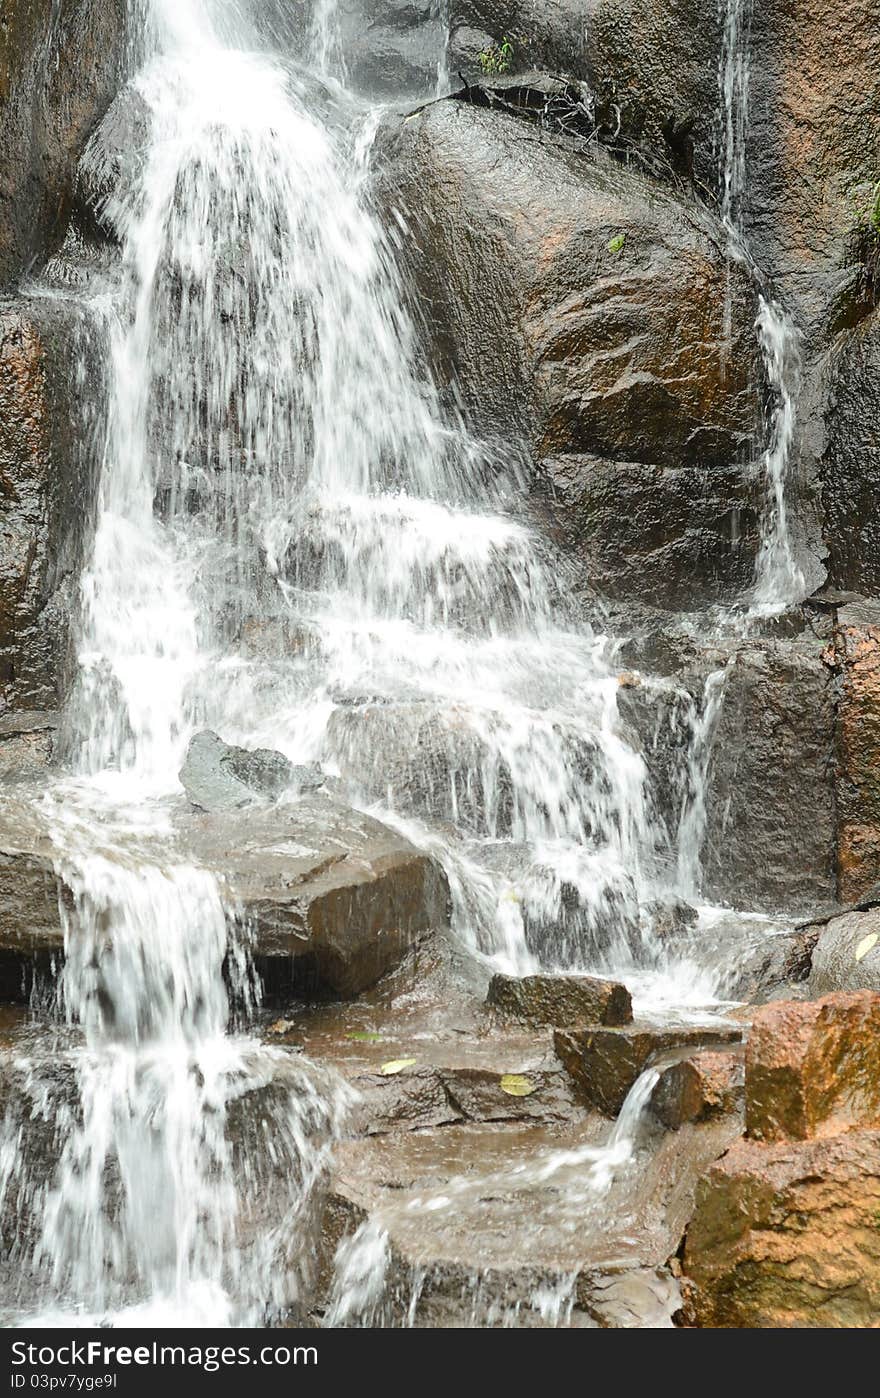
682 1129 880 1327
0 795 450 1000
487 972 633 1028
554 1022 742 1117
324 1111 740 1327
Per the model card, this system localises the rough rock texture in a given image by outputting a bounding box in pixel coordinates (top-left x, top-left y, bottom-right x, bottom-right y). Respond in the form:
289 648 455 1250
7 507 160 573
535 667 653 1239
817 313 880 594
334 0 447 96
0 298 101 712
0 0 126 287
728 925 819 1002
833 622 880 901
651 1047 744 1131
0 709 58 778
0 797 451 1000
378 98 765 607
583 0 722 189
808 906 880 996
554 1022 741 1117
447 1 589 81
681 1129 880 1328
745 991 880 1142
179 729 321 812
701 635 838 913
487 972 632 1028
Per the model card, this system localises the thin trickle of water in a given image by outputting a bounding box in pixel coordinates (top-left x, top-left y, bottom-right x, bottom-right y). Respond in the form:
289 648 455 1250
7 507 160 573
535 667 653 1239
718 0 806 616
676 668 728 898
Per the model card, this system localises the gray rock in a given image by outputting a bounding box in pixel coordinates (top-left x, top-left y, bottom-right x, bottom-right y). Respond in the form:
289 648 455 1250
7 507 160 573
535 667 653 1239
808 906 880 996
0 796 451 1000
73 86 153 245
0 0 126 287
0 298 104 711
179 729 322 812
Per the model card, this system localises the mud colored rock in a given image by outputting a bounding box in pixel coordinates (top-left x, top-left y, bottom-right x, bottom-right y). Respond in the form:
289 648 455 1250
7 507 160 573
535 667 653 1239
832 622 880 901
554 1022 741 1117
0 0 126 286
808 906 880 996
378 98 764 608
746 991 880 1142
682 1130 880 1328
0 298 102 710
0 845 64 956
0 710 58 778
487 972 632 1028
351 1062 578 1135
651 1048 744 1131
818 313 880 596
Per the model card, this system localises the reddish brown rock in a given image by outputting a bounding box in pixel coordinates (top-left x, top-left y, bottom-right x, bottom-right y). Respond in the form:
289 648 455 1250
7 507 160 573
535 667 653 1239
554 1022 741 1117
487 973 632 1029
746 991 880 1142
651 1048 744 1131
682 1130 880 1328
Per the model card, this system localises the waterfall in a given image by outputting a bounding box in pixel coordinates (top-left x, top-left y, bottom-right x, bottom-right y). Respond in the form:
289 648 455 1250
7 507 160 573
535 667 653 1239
718 0 806 615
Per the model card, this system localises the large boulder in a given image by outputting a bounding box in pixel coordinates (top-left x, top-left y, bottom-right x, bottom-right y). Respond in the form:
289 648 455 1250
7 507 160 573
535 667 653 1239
377 97 765 607
0 796 451 1000
682 1129 880 1327
0 297 102 711
486 972 632 1028
830 620 880 901
0 0 126 287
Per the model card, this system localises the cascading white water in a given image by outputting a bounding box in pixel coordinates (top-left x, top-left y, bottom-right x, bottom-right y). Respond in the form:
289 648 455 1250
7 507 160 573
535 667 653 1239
718 0 806 615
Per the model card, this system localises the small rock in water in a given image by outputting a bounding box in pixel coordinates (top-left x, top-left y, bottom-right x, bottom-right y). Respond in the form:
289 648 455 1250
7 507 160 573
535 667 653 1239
645 899 699 941
179 729 322 812
617 671 641 688
555 1022 741 1117
651 1048 744 1130
487 972 633 1028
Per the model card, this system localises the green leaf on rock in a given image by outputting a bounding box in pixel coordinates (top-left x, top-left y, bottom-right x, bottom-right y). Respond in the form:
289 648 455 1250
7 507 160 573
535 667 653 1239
500 1073 536 1096
608 233 626 254
855 932 879 962
346 1031 385 1043
380 1058 418 1075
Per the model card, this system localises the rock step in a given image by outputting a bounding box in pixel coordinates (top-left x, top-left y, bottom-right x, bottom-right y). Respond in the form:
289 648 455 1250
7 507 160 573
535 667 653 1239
554 1021 743 1117
486 972 633 1028
0 794 450 1001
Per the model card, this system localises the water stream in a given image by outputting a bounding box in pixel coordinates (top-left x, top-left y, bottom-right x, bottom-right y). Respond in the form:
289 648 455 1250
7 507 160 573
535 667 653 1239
0 0 804 1327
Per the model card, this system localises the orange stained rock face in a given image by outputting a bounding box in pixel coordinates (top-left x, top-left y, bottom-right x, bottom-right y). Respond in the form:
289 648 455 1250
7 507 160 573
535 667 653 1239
746 990 880 1142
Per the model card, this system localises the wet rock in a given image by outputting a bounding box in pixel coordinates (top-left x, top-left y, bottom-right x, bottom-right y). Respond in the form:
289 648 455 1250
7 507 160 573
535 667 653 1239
0 710 58 778
644 898 698 941
831 622 880 901
729 926 819 1003
188 796 451 998
582 1 880 339
0 297 103 711
554 1022 741 1117
352 1061 579 1135
651 1047 744 1131
377 97 764 608
701 635 838 914
335 0 447 97
583 0 722 188
73 86 153 246
746 991 880 1143
0 0 126 286
487 972 632 1028
447 5 589 82
681 1129 880 1328
0 845 64 957
179 729 321 812
817 313 880 595
808 906 880 996
0 796 451 1001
